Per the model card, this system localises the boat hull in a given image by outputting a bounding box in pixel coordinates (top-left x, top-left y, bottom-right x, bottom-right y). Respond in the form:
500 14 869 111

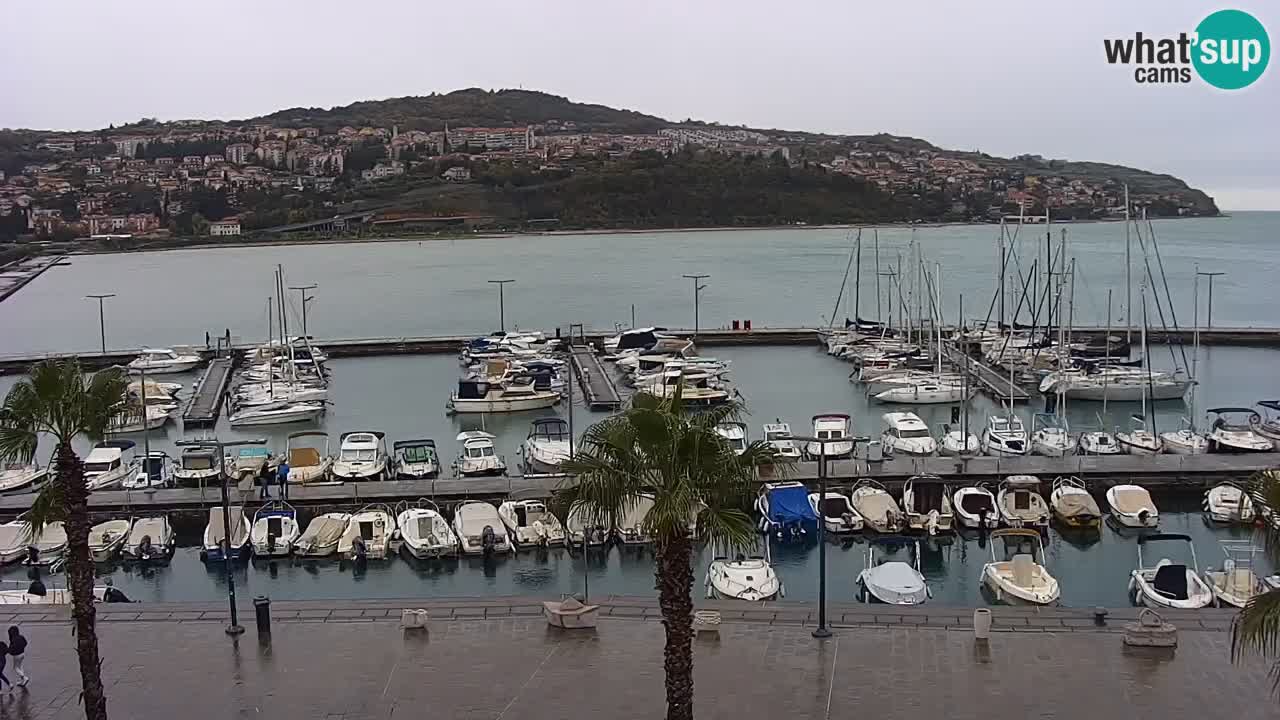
448 394 560 414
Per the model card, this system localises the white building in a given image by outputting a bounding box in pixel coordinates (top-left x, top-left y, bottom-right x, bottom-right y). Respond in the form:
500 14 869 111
225 143 254 165
361 161 405 182
442 166 471 181
209 219 241 236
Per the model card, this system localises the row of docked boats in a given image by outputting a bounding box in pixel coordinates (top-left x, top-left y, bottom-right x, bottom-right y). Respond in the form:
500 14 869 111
447 333 565 413
227 337 330 427
604 328 734 405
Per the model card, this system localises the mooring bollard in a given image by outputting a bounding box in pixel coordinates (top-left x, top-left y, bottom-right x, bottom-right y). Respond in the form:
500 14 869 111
254 595 271 634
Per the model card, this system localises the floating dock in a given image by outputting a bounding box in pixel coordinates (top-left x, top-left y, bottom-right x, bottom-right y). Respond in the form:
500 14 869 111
941 344 1030 403
181 357 234 426
569 346 622 410
0 255 68 304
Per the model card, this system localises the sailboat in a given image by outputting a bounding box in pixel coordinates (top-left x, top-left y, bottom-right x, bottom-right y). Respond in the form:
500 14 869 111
1116 286 1164 455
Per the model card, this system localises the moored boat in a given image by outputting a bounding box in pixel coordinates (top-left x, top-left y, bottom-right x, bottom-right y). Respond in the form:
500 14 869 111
1128 533 1213 609
982 529 1060 605
1049 477 1101 529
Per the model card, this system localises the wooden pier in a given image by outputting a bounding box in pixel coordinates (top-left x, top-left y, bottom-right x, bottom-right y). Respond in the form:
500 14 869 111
941 344 1030 403
569 346 623 410
181 357 234 426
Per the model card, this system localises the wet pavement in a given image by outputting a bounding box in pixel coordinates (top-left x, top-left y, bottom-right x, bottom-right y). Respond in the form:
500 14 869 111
1 598 1276 719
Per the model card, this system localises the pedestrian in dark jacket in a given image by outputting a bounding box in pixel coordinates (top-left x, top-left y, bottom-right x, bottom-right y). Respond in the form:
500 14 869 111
7 627 26 686
277 460 290 500
0 641 11 692
258 462 273 500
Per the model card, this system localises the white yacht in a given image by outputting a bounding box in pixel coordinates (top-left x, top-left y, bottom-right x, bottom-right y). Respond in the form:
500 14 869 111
982 529 1060 605
107 403 173 434
122 450 173 491
762 421 801 460
1206 408 1274 453
982 414 1027 457
880 412 937 456
393 439 441 480
251 501 300 557
1030 413 1072 457
808 491 863 534
294 513 349 557
127 348 203 374
498 499 566 548
1161 418 1209 455
858 539 929 605
122 516 175 562
1254 400 1280 448
454 431 507 477
286 431 333 484
228 401 324 427
1116 415 1164 456
636 371 731 406
996 476 1049 530
172 447 222 487
331 431 389 481
805 414 854 459
1077 429 1122 455
1038 368 1192 402
1128 533 1213 609
1203 481 1255 524
0 462 47 494
1106 484 1159 529
202 506 250 562
714 422 748 455
566 502 610 548
447 378 560 414
705 553 782 601
952 484 999 530
453 501 511 555
338 504 396 560
396 501 458 559
872 381 965 405
938 423 980 456
849 480 904 533
901 474 953 534
1049 477 1102 529
521 418 572 474
88 519 132 562
84 441 138 491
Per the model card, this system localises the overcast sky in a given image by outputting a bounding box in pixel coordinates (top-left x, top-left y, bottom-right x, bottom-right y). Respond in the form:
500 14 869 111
4 1 1276 209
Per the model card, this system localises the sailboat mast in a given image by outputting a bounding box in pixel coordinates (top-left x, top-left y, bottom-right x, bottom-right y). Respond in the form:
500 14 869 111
874 230 882 322
1103 289 1112 419
853 230 862 326
828 232 857 330
959 293 968 443
1141 284 1156 437
1124 184 1132 345
1191 267 1201 432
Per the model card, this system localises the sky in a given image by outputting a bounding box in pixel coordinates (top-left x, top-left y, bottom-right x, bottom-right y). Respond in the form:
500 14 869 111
3 1 1277 209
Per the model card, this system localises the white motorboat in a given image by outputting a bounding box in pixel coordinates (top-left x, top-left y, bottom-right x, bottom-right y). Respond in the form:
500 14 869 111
805 414 854 459
127 347 203 374
714 422 748 455
202 506 250 562
1030 413 1072 457
566 502 610 547
286 431 333 484
228 401 324 427
0 462 47 494
294 513 349 557
1049 477 1102 529
233 382 328 407
0 522 32 564
996 476 1049 530
1204 542 1268 608
1207 408 1274 453
447 378 560 414
762 421 801 461
1077 430 1122 455
880 412 937 456
982 414 1027 457
1116 415 1164 456
393 439 441 479
122 516 175 562
1161 417 1209 455
498 498 566 548
88 519 132 562
121 450 173 490
106 403 173 434
454 431 507 477
453 501 511 555
1128 533 1214 609
952 484 1000 530
858 538 930 605
331 431 389 481
84 441 138 491
338 504 395 560
615 494 656 544
808 491 863 534
1106 484 1159 529
227 446 274 483
521 418 572 474
756 482 819 541
849 480 904 533
250 501 300 557
1203 481 1255 524
396 501 458 559
705 553 782 601
872 381 965 405
637 371 731 406
127 379 182 402
982 529 1060 605
901 475 953 535
1254 400 1280 448
26 521 66 565
937 424 980 456
172 447 222 487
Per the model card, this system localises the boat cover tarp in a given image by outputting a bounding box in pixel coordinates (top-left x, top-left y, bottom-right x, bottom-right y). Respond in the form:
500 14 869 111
765 486 819 525
855 493 898 521
301 516 347 545
1055 493 1100 519
208 508 247 545
290 447 322 467
1111 487 1154 514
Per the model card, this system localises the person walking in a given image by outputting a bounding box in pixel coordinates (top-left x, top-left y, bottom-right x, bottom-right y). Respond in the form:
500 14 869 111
258 461 273 500
0 641 11 693
276 458 291 500
7 627 27 687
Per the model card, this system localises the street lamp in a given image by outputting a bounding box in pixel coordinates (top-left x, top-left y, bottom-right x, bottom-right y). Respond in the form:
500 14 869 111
682 274 709 337
1194 269 1225 329
176 437 266 636
85 294 115 355
488 279 515 332
288 284 318 338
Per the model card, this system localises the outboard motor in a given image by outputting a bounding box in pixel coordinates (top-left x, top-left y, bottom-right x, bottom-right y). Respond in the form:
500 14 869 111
481 525 497 555
588 525 606 546
138 534 154 561
266 532 277 554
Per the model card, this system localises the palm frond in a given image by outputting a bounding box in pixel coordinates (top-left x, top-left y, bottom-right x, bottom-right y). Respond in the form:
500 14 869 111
1232 587 1280 692
1246 470 1280 562
82 366 128 442
24 473 68 534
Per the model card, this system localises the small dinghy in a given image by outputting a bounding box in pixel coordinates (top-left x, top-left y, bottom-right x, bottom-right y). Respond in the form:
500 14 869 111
453 501 512 555
952 484 999 530
122 516 175 562
203 506 250 562
982 529 1060 605
543 595 600 629
88 519 133 562
1049 477 1102 529
1203 542 1267 608
295 513 349 557
857 537 929 605
901 474 953 535
251 501 300 557
850 480 904 533
996 476 1049 530
756 482 819 541
808 491 863 534
706 552 782 601
397 500 458 559
499 498 567 548
339 504 395 560
1106 484 1158 529
1128 533 1214 609
1203 482 1255 524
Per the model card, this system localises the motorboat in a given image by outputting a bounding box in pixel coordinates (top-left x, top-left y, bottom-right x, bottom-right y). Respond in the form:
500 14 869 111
715 422 748 455
84 440 138 491
952 484 999 530
122 516 175 562
338 504 395 560
172 447 222 487
127 347 203 374
1030 413 1072 457
250 501 300 557
0 462 47 494
25 521 66 565
762 422 801 461
228 402 324 427
1049 477 1101 529
396 501 458 559
453 501 511 555
1253 400 1280 448
857 537 930 605
286 431 333 484
127 379 182 402
705 553 782 601
233 382 328 407
202 506 250 562
1128 533 1214 609
615 494 656 545
331 431 389 481
1161 418 1209 455
996 476 1049 530
880 412 937 457
227 446 274 483
1203 481 1255 524
849 480 904 533
808 491 863 534
447 378 560 414
521 418 572 474
982 414 1027 457
121 450 173 490
88 519 132 562
1106 484 1159 529
805 414 854 459
637 371 731 406
393 439 441 480
1116 415 1164 456
0 521 31 564
1206 408 1274 453
106 403 173 434
901 475 953 535
294 513 350 557
938 424 980 457
454 431 507 477
498 499 567 548
1204 542 1268 608
982 529 1060 605
566 502 610 548
755 482 819 541
1077 429 1122 455
0 582 118 606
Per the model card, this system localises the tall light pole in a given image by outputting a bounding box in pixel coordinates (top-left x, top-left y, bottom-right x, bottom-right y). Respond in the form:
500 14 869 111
1195 269 1224 329
176 437 266 637
682 274 709 337
85 294 115 354
288 284 317 338
488 279 515 332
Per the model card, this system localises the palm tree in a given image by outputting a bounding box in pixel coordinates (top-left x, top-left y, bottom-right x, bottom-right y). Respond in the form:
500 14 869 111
1233 469 1280 694
557 390 776 720
0 359 126 720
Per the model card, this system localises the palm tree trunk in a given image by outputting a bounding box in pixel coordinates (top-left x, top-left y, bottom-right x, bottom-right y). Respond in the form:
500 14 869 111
654 533 694 720
56 443 108 720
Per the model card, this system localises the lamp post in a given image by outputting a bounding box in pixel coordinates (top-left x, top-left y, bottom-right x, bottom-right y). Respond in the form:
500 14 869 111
288 284 317 338
85 294 115 355
488 279 515 332
176 437 266 636
681 274 709 337
1195 269 1224 329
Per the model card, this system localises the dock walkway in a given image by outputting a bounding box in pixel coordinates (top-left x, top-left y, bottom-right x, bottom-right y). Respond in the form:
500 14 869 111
569 345 622 410
181 357 234 426
941 343 1030 403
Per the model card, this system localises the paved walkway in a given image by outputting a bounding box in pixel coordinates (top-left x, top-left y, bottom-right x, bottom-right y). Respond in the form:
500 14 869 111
1 598 1275 719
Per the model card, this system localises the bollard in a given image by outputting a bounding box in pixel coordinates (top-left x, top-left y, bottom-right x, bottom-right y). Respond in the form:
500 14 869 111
254 595 271 635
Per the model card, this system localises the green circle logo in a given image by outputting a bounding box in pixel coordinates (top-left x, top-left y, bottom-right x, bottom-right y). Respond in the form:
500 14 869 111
1193 9 1270 89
